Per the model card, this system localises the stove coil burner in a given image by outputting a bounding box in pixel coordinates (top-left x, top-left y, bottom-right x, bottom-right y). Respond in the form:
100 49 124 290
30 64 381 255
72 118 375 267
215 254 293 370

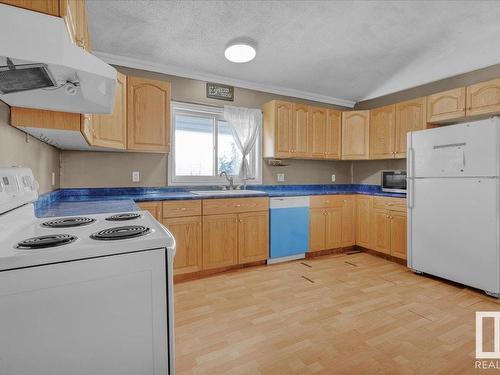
16 234 77 249
105 213 142 221
90 225 151 241
41 217 96 228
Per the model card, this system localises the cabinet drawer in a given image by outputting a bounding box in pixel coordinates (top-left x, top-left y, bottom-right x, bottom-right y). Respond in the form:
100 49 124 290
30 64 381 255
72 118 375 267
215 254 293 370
309 195 349 208
373 197 406 212
202 197 269 215
162 200 201 218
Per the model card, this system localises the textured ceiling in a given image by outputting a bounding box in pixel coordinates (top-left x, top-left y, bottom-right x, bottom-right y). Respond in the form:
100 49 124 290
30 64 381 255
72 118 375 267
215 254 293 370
87 0 500 106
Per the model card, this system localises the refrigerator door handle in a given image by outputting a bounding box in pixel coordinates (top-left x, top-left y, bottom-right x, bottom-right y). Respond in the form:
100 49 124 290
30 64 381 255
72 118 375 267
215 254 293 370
408 177 414 209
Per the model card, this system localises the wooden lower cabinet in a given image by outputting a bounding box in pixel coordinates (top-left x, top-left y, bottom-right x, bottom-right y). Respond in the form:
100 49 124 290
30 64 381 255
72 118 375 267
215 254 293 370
389 211 407 260
341 196 355 246
372 208 391 254
355 195 372 247
309 195 354 252
202 214 239 270
238 211 269 263
137 201 162 221
325 207 342 249
163 216 202 275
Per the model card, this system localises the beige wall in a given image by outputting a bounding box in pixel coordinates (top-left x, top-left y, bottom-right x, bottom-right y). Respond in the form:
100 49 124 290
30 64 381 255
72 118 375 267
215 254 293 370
0 102 60 193
352 159 406 185
263 159 351 185
61 151 167 188
60 66 351 188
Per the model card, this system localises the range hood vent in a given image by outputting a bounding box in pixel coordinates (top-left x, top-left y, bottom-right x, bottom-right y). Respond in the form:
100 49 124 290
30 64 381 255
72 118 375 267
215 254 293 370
0 58 57 94
0 4 116 114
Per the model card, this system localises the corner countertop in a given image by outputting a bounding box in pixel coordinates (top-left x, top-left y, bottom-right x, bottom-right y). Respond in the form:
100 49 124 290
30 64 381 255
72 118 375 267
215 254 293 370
35 184 405 218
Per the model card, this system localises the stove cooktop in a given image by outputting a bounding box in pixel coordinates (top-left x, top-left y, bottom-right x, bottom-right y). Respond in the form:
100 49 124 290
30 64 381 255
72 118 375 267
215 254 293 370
41 217 96 228
90 225 151 241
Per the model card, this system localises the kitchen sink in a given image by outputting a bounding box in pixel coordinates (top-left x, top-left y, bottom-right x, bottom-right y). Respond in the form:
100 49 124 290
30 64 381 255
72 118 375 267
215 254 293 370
190 190 266 196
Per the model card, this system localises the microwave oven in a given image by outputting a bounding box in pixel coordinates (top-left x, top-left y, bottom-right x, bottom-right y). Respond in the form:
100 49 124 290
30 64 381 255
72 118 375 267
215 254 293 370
381 170 406 193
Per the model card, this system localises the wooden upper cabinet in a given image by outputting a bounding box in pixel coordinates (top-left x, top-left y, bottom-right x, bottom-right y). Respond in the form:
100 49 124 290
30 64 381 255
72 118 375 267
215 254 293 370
466 78 500 118
341 110 369 160
91 72 127 149
60 0 91 51
307 106 327 158
427 87 466 124
370 105 395 160
127 76 171 153
395 97 426 158
262 100 293 158
0 0 59 15
238 211 269 264
325 109 341 159
291 103 309 157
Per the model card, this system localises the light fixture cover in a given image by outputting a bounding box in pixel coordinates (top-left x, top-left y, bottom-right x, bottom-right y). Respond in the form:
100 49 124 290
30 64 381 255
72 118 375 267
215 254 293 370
224 44 256 63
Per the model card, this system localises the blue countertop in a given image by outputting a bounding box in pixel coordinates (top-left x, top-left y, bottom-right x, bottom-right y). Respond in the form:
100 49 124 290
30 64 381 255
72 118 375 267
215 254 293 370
35 184 405 217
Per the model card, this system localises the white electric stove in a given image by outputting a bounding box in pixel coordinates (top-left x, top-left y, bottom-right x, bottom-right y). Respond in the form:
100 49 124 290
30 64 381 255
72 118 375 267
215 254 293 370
0 167 176 375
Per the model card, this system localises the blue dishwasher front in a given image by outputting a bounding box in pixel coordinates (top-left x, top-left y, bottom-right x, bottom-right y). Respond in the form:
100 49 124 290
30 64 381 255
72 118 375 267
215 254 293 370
269 196 310 263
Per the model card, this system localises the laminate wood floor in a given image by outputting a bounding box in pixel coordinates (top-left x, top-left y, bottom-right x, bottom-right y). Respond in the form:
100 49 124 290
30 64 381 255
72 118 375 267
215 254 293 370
174 252 500 375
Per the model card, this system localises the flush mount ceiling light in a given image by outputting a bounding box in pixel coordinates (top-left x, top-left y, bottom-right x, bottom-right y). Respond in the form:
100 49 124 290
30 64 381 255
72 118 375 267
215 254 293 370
224 43 256 63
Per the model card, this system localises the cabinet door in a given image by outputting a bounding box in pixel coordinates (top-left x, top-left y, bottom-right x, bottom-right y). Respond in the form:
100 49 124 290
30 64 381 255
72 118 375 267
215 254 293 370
309 208 326 252
137 201 163 221
325 207 342 249
91 72 127 149
238 211 269 264
466 78 500 118
163 216 202 275
370 105 395 159
127 76 171 152
427 87 466 124
325 109 341 159
59 0 90 51
307 106 327 158
372 209 390 254
341 196 355 247
202 214 238 270
291 103 309 157
390 211 407 260
275 101 293 158
356 195 372 247
395 97 426 158
341 111 369 160
0 0 59 15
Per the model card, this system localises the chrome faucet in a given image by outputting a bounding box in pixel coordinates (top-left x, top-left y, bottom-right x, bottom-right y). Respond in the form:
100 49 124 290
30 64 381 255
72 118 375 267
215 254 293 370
219 171 235 190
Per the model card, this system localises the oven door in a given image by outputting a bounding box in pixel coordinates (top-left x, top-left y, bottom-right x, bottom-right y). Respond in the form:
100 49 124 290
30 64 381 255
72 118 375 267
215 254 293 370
382 171 407 193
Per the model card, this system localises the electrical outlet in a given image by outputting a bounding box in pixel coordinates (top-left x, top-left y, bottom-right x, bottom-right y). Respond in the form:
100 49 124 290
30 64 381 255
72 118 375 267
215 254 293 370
276 173 285 182
132 171 140 182
331 174 336 182
51 172 55 186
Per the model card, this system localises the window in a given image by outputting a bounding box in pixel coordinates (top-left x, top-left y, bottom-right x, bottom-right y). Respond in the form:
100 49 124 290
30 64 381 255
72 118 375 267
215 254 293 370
169 102 261 185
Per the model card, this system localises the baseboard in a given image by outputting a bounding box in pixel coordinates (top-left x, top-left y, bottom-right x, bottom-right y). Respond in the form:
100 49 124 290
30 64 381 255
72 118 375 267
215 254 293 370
305 246 355 258
356 246 407 266
174 260 267 283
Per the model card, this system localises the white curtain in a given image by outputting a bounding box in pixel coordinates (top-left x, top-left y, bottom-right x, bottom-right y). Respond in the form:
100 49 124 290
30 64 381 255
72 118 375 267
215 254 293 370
223 105 262 180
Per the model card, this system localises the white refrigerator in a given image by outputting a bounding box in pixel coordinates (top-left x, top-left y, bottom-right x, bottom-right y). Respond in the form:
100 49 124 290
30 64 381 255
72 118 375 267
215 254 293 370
407 117 500 297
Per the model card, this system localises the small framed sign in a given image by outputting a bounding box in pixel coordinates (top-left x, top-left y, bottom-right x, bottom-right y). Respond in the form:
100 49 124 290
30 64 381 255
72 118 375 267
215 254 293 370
206 82 234 101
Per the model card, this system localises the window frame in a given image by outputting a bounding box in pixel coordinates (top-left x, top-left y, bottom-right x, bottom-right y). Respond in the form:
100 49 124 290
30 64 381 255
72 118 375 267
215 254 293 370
168 101 262 186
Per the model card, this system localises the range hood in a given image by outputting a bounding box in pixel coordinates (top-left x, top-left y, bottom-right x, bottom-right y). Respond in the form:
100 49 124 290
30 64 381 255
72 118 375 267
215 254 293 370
0 4 116 114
